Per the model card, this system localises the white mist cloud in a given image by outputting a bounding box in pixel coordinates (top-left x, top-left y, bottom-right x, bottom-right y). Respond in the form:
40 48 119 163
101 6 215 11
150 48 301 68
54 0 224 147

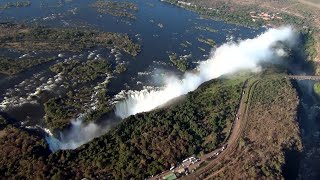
47 26 297 151
115 26 297 118
46 115 106 151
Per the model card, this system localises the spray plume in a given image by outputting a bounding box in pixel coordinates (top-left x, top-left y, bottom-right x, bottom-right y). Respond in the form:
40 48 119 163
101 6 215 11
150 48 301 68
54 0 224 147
47 26 297 151
115 26 297 118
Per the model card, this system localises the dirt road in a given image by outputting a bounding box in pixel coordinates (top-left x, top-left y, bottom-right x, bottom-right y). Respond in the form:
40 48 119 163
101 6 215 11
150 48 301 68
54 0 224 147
299 0 320 9
179 79 259 180
150 79 252 180
184 75 313 179
155 75 307 179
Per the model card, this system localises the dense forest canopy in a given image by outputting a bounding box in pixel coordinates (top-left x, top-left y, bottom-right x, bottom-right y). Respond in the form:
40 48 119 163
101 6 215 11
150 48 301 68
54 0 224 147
0 75 246 179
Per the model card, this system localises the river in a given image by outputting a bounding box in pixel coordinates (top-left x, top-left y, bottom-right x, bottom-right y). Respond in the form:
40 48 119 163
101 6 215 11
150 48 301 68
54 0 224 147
0 0 265 126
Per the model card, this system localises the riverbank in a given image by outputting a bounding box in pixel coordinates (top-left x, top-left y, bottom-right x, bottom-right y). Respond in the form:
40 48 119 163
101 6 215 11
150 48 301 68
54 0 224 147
162 0 320 73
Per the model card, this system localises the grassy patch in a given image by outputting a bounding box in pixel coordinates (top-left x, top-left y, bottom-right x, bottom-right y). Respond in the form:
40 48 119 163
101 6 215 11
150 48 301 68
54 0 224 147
313 82 320 97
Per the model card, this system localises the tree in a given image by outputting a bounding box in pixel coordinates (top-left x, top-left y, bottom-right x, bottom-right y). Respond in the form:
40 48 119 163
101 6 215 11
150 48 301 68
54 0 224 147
314 82 320 97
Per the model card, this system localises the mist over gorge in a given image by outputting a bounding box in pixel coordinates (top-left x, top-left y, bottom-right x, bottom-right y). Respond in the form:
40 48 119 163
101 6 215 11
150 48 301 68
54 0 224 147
47 26 298 151
1 0 320 178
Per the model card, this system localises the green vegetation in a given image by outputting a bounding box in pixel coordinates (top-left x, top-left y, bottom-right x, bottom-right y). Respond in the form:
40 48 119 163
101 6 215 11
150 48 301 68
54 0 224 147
245 76 302 178
168 53 190 72
44 83 112 131
279 13 306 27
195 26 218 33
0 23 140 56
0 126 51 179
162 0 319 76
45 86 112 132
197 36 216 47
46 76 245 179
45 97 79 131
83 98 113 123
0 71 302 179
314 82 320 97
45 59 112 131
0 1 31 9
163 173 177 180
163 0 308 28
207 75 302 179
163 0 262 27
91 0 138 19
302 31 317 61
0 75 248 179
50 59 111 84
0 56 56 75
251 77 286 105
115 63 127 74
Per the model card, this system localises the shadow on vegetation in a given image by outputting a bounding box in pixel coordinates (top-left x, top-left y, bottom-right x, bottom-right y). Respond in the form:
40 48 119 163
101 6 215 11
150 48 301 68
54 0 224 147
0 111 16 124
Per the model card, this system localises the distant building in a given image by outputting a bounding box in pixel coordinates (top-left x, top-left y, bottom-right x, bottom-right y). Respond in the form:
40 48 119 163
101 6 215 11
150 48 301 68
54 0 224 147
177 1 192 6
176 167 186 174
